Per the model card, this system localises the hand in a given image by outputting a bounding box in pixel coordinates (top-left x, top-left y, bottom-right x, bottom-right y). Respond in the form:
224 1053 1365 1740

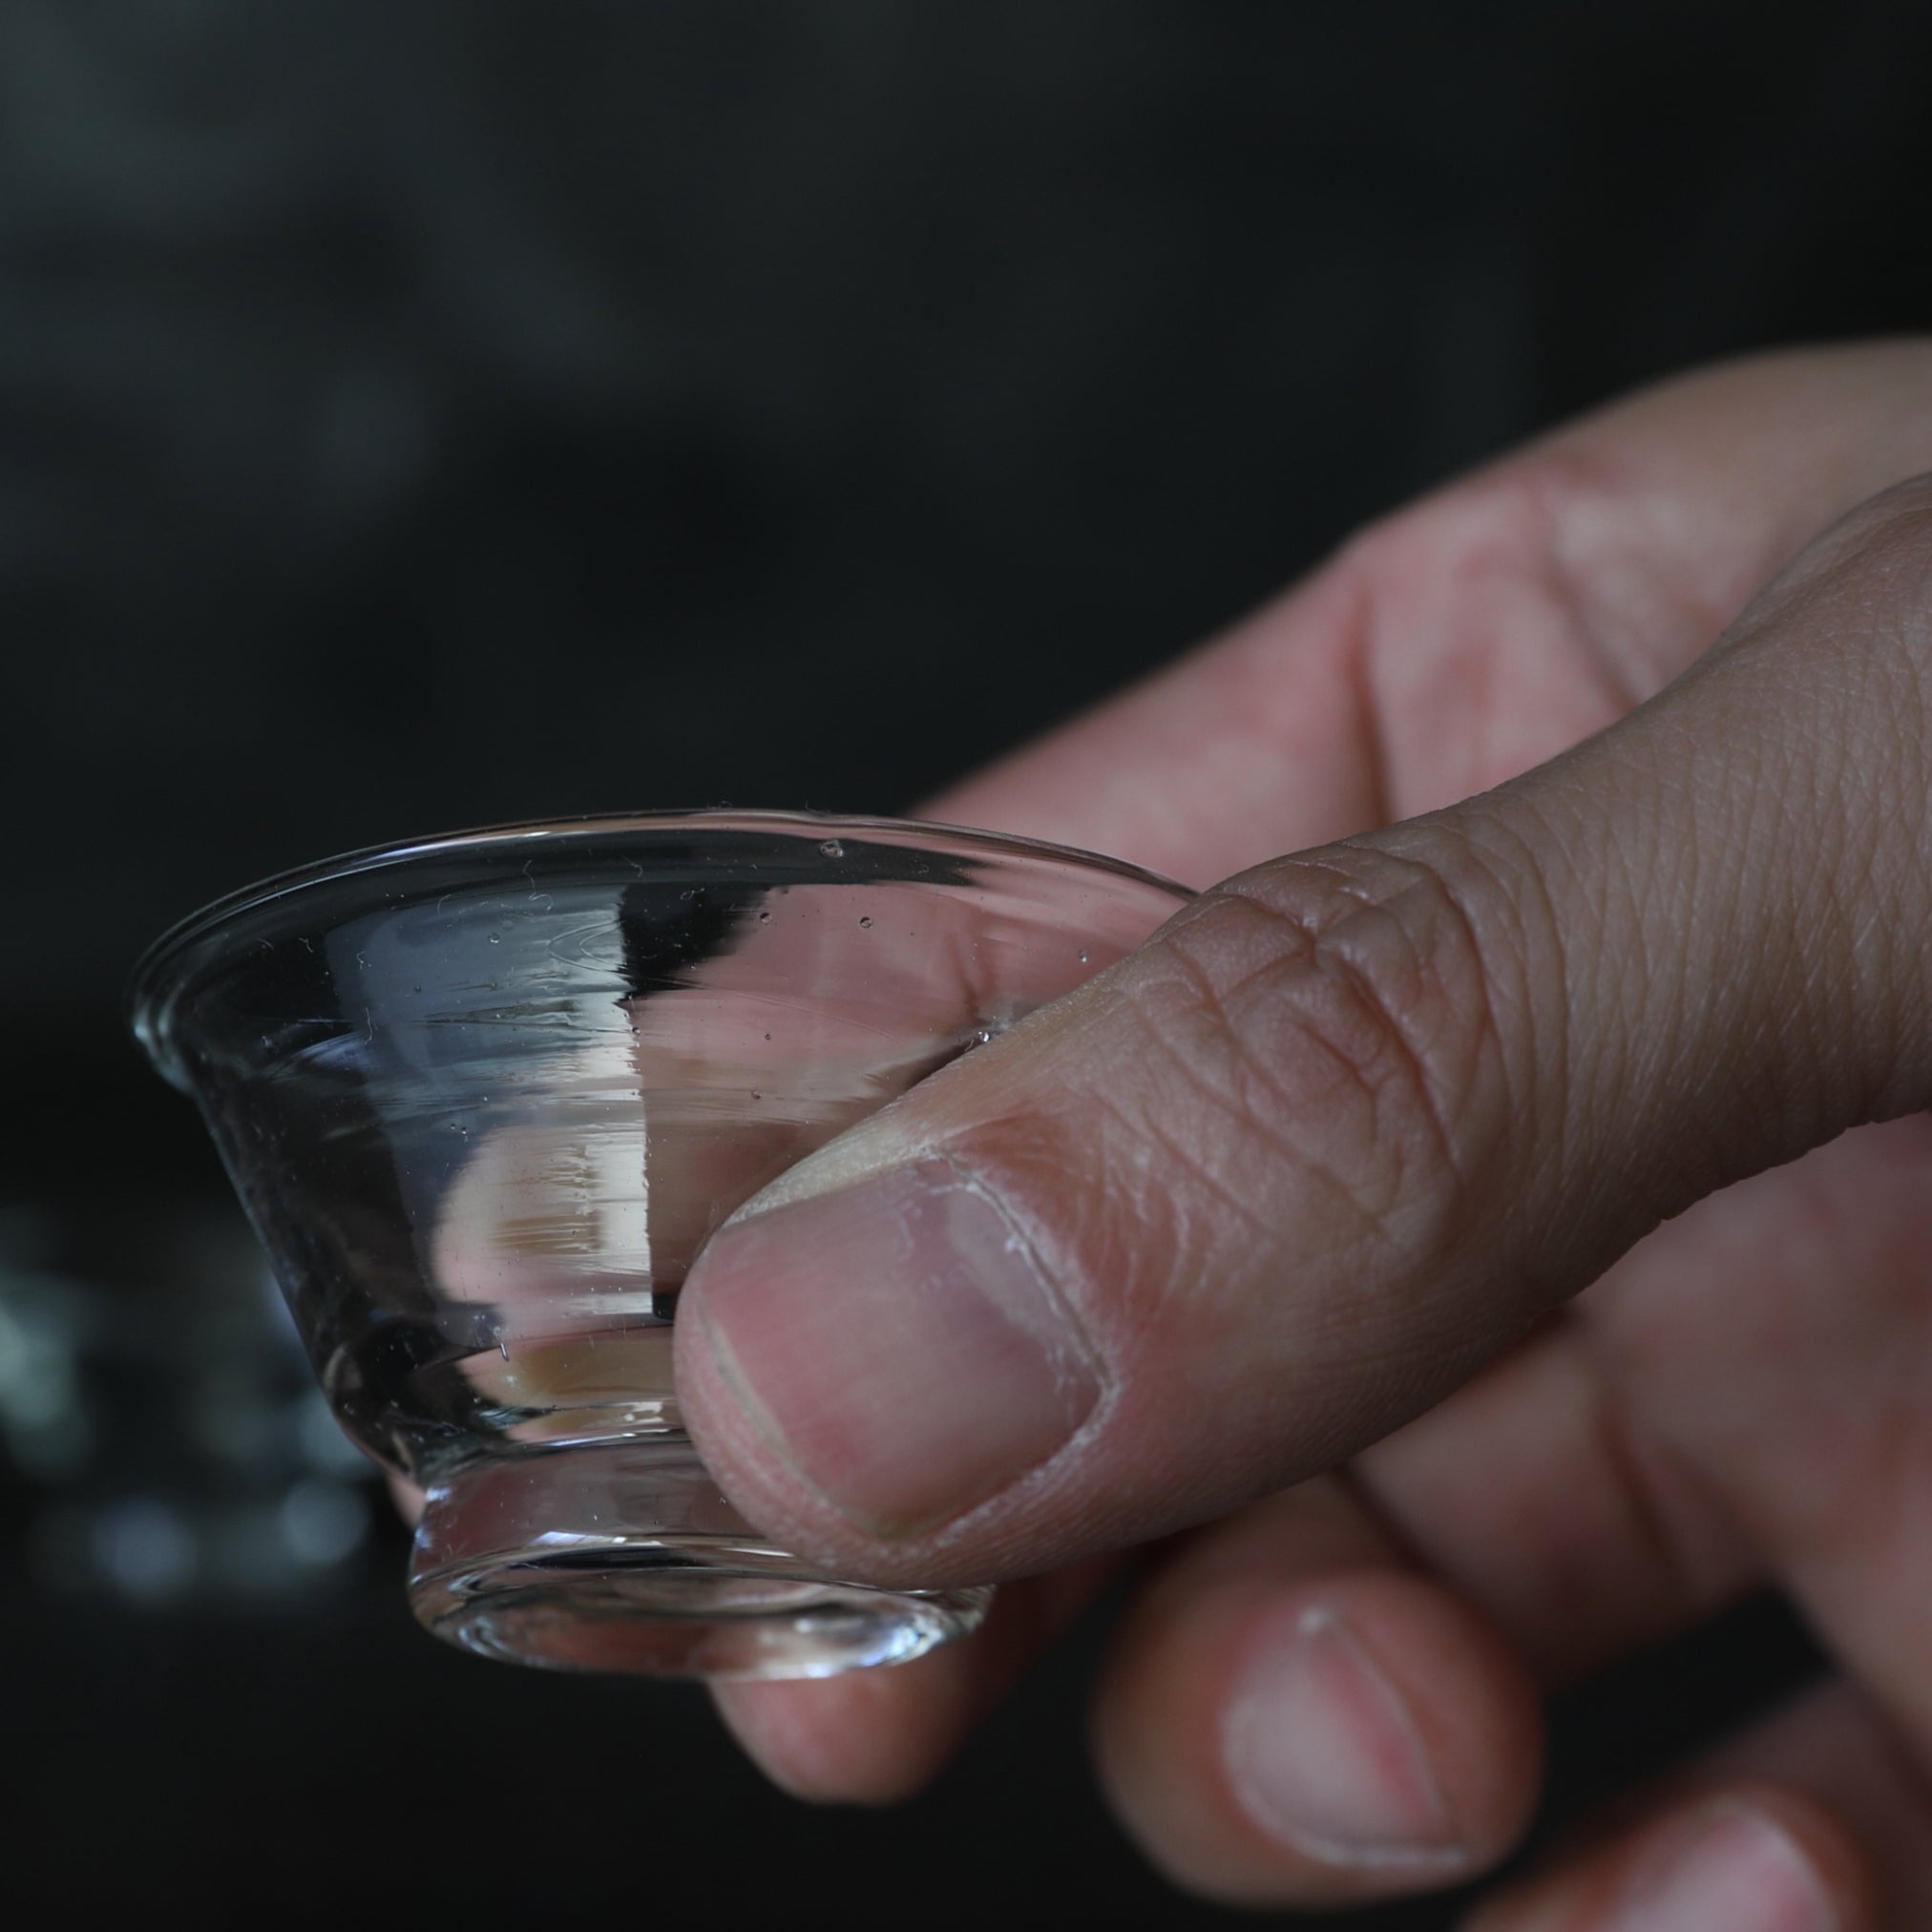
674 342 1932 1926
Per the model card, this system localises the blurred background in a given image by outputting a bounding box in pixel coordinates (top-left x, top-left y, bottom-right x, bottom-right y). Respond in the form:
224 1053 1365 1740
4 3 1928 1922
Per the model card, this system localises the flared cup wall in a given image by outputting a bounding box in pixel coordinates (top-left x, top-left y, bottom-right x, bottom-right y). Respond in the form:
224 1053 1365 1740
130 812 1189 1679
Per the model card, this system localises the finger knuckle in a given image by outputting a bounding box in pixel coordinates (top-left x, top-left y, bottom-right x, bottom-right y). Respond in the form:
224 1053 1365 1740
1126 840 1530 1262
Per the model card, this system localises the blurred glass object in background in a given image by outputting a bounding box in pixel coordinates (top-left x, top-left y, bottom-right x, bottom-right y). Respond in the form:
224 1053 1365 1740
0 1202 380 1607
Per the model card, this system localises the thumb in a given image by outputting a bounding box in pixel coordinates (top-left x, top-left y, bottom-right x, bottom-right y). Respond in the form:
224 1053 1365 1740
675 480 1932 1589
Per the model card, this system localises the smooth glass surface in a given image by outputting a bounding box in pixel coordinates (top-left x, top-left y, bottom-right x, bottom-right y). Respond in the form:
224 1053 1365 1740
131 811 1190 1678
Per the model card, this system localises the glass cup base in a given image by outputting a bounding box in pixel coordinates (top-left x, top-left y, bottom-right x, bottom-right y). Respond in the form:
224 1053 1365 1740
407 1439 992 1679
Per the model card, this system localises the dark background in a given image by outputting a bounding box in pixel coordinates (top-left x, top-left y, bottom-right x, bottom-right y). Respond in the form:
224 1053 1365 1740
3 3 1926 1922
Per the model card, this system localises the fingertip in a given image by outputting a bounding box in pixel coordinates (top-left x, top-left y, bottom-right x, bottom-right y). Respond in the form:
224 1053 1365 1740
711 1670 946 1807
1462 1782 1874 1931
710 1563 1118 1807
1095 1564 1543 1906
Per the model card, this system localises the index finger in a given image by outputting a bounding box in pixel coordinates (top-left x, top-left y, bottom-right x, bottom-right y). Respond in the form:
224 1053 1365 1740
926 340 1932 880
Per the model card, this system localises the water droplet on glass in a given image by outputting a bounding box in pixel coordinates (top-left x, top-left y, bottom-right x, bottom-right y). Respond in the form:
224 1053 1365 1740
819 838 845 858
1078 950 1090 964
488 934 500 945
974 1027 994 1046
858 915 872 929
758 910 771 921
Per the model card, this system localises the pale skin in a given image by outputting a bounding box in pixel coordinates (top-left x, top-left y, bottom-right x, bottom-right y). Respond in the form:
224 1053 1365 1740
662 341 1932 1927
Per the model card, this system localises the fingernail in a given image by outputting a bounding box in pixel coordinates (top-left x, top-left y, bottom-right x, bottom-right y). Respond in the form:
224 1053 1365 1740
686 1159 1102 1538
1224 1606 1467 1872
1609 1803 1838 1932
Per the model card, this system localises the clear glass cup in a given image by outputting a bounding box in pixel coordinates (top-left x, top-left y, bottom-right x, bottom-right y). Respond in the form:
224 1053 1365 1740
130 812 1189 1679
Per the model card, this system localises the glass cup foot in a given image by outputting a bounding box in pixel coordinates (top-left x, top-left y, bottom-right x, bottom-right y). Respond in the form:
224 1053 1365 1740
406 1439 991 1679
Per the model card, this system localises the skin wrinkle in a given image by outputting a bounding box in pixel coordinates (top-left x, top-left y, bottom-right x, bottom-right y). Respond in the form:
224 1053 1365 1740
1483 779 1662 1226
1288 922 1478 1216
1213 853 1508 1203
1123 915 1424 1245
1130 852 1606 1390
1132 929 1414 1248
1858 595 1932 1065
1364 814 1565 1190
1107 1090 1287 1250
1157 982 1442 1268
1745 506 1932 1124
1792 796 1875 1089
1432 803 1587 1250
1022 1078 1289 1348
958 1072 1479 1544
1319 855 1523 1210
1821 645 1921 949
1570 663 1853 1216
1684 768 1800 1159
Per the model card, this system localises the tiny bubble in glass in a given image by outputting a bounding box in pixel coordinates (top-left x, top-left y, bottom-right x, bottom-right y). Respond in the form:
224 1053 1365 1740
129 812 1189 1679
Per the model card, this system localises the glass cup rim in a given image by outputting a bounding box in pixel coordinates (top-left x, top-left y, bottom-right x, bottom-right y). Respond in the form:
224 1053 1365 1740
128 808 1193 1060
